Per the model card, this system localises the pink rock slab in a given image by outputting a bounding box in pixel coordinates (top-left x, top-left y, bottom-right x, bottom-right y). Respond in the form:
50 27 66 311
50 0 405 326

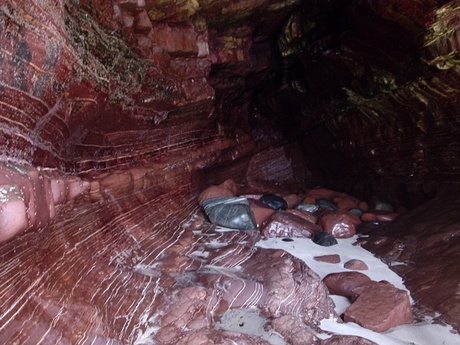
322 272 371 299
314 254 341 264
344 259 368 271
261 211 321 238
344 281 414 332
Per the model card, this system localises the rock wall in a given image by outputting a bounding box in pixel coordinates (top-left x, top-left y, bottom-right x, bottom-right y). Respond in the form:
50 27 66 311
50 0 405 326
1 0 460 343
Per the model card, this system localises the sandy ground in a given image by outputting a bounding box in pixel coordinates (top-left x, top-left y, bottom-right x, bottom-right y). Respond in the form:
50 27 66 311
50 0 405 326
254 235 460 345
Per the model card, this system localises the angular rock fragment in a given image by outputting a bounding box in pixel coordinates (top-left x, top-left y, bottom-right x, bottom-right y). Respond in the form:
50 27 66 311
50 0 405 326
344 281 414 332
314 254 341 264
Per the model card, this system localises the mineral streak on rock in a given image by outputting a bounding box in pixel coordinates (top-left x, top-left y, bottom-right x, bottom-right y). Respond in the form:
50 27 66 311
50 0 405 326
1 0 460 342
0 162 89 241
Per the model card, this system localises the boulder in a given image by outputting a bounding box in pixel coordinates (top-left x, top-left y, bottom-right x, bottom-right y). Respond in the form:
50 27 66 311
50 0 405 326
202 197 256 230
322 272 371 299
261 211 321 238
344 281 414 332
319 211 356 238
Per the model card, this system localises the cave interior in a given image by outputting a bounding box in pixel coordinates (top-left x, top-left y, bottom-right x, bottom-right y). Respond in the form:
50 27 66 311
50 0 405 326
0 0 459 343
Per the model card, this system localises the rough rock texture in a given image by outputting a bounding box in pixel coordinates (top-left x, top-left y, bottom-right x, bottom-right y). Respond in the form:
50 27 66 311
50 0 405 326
344 281 414 332
1 0 460 342
0 201 335 343
358 192 460 332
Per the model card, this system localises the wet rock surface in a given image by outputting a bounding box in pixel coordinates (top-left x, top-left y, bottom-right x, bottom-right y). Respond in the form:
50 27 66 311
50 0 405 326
358 191 460 332
1 0 460 343
344 281 414 332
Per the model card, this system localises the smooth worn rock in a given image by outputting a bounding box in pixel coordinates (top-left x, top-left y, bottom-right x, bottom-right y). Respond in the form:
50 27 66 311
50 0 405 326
322 272 372 299
317 198 338 211
261 211 321 238
361 211 400 223
312 231 338 246
319 211 356 238
260 194 288 210
202 197 256 230
306 188 348 200
314 254 341 264
344 259 368 271
296 203 319 213
282 194 301 209
348 208 364 217
344 281 414 332
287 209 318 224
333 196 360 211
372 199 394 212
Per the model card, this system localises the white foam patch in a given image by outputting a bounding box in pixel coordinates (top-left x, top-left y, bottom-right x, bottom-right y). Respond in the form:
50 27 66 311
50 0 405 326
256 235 460 345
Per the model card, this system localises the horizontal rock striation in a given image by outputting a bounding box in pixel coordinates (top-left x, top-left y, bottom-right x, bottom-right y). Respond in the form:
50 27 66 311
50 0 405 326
1 0 460 342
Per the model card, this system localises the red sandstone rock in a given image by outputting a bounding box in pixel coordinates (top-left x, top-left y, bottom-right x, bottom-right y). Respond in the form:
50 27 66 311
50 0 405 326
333 195 359 211
287 209 318 224
302 196 316 204
358 201 369 212
248 198 276 228
319 210 356 238
198 179 238 206
320 335 377 344
306 188 348 200
361 211 400 222
314 254 341 264
344 259 368 271
282 194 301 209
344 281 414 332
322 272 372 299
261 211 321 238
272 315 317 345
0 163 89 242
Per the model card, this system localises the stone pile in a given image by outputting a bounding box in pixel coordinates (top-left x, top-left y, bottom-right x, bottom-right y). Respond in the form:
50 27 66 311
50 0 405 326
199 180 414 334
198 179 403 243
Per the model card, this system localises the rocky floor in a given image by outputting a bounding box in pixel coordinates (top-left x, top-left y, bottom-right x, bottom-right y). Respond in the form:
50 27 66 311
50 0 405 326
1 177 459 344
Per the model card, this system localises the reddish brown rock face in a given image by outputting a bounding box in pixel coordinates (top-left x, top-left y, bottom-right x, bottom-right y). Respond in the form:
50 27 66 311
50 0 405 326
323 272 372 299
344 281 414 332
1 0 460 342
